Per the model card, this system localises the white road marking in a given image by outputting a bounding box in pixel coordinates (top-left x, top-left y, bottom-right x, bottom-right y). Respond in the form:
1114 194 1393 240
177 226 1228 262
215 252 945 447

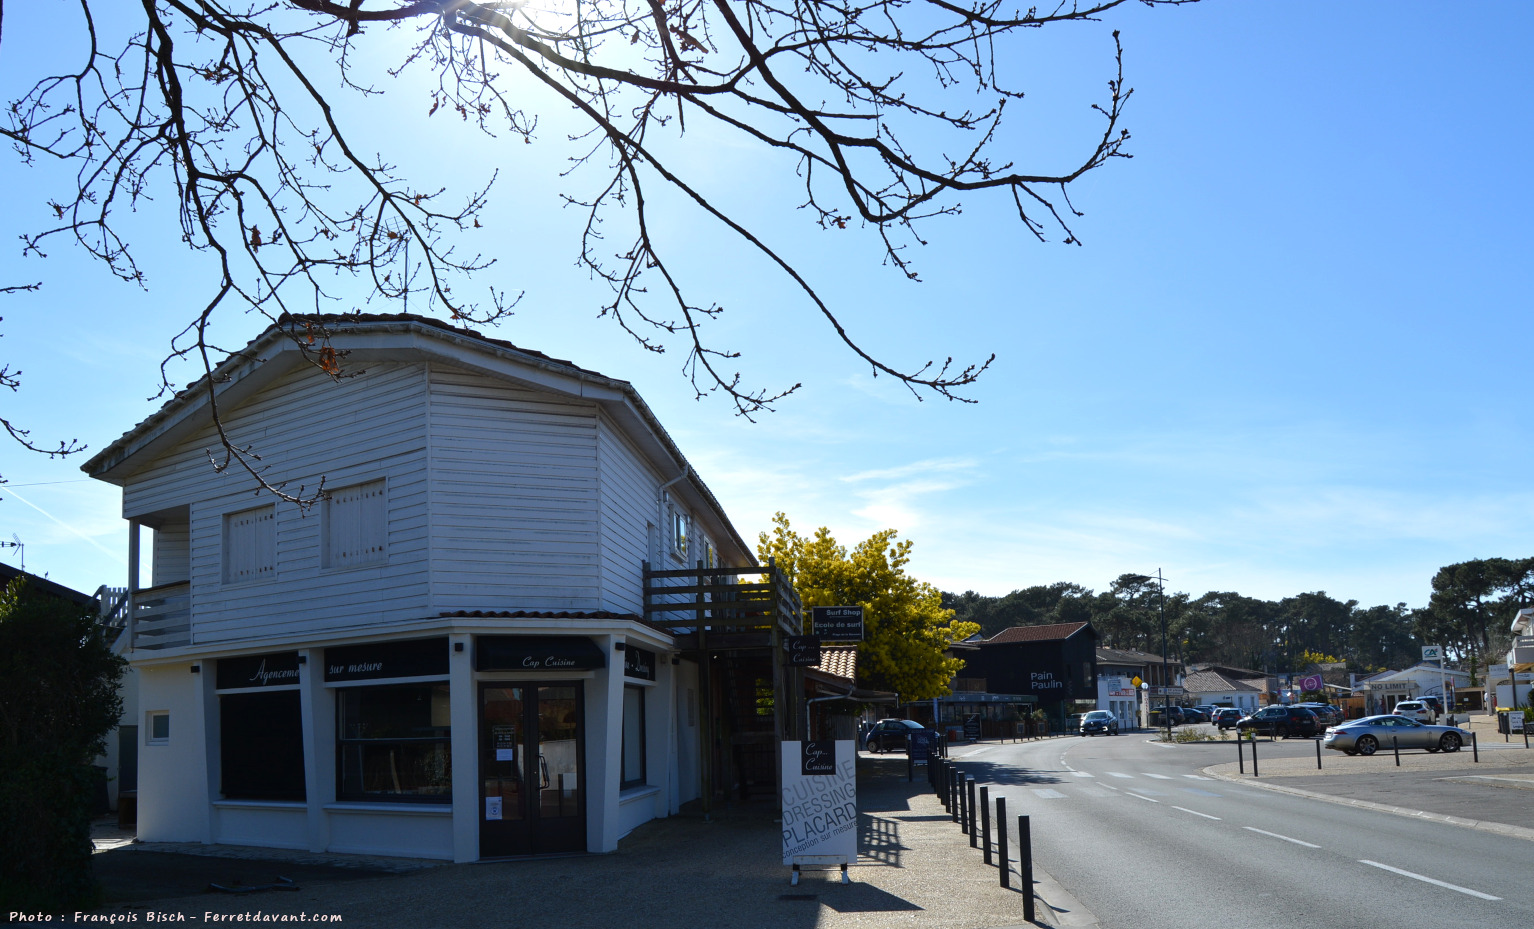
1242 827 1320 849
1032 789 1067 799
1141 773 1172 779
1070 772 1095 778
1180 788 1222 797
1100 783 1120 792
1107 772 1133 779
1125 791 1160 803
1182 774 1210 780
1358 861 1500 901
1173 806 1220 820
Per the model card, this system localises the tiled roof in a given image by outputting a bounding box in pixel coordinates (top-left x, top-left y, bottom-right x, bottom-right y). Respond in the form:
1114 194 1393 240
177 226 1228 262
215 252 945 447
983 622 1091 645
440 609 642 621
812 645 858 681
1183 668 1263 695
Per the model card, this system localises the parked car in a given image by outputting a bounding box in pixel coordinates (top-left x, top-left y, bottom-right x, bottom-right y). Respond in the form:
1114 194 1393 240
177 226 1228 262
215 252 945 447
1193 705 1220 720
1180 707 1209 724
1080 710 1119 736
1393 700 1437 724
865 719 933 754
1067 713 1087 733
1235 705 1320 739
1323 715 1464 756
1213 708 1243 730
1298 703 1343 727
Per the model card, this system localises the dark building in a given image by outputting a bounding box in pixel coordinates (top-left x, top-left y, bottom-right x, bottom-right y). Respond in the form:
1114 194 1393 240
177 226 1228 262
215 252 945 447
965 622 1099 724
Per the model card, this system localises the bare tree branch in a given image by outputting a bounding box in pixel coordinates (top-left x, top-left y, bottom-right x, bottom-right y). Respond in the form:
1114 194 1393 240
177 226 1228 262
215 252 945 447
3 0 1197 485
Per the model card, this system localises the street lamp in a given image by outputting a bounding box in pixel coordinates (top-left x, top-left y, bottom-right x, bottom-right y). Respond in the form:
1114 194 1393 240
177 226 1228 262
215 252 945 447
1125 571 1169 739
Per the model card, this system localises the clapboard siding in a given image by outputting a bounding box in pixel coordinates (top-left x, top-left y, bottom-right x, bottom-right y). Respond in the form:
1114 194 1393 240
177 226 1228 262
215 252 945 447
152 522 191 585
124 363 432 644
427 365 602 612
596 416 659 613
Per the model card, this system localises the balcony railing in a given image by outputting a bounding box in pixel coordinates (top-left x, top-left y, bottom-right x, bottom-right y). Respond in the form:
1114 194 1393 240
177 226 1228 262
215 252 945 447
1509 636 1534 671
131 582 191 650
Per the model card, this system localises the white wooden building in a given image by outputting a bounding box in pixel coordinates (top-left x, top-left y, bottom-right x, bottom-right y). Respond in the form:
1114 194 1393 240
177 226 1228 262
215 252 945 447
82 314 757 861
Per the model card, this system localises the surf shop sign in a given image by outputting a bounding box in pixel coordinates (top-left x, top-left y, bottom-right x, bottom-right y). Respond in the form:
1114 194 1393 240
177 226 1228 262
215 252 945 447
781 740 857 872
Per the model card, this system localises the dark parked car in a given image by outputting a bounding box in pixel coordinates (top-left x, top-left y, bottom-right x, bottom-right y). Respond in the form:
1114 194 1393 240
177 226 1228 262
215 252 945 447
1236 705 1319 739
865 719 933 754
1180 707 1209 724
1213 708 1243 730
1323 715 1464 756
1080 710 1119 736
1298 703 1343 727
1148 705 1185 727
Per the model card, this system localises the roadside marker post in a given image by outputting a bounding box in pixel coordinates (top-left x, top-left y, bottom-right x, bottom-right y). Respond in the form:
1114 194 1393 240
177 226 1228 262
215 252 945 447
996 798 1010 889
967 777 978 846
1393 736 1400 766
1018 815 1035 924
980 786 993 863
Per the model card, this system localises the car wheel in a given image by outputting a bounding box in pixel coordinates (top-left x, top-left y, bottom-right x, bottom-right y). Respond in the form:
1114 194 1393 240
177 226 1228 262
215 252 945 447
1274 724 1288 739
1356 735 1378 756
1439 732 1462 753
870 738 882 754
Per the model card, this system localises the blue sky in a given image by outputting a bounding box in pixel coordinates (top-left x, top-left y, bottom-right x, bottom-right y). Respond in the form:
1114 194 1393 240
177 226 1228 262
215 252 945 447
1 2 1530 609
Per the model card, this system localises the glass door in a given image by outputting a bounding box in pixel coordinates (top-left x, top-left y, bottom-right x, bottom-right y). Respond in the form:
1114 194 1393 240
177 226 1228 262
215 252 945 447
479 683 585 857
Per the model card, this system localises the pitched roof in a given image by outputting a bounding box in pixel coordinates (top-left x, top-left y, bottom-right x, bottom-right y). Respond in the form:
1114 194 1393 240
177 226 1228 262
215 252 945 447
1097 646 1181 667
79 312 754 564
983 622 1092 645
0 563 98 609
1183 668 1263 695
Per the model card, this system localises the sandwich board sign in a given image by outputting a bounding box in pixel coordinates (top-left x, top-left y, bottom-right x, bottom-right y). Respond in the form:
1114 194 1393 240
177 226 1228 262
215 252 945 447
781 740 856 884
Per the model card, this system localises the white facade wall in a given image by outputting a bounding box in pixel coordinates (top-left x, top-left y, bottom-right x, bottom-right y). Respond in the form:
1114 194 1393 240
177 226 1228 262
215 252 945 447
134 664 212 844
426 364 603 613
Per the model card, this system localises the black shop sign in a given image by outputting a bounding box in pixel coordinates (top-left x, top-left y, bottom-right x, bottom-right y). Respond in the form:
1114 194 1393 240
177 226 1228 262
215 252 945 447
801 741 838 776
786 635 822 668
217 651 301 690
624 645 656 681
812 606 864 643
476 635 607 672
325 637 449 682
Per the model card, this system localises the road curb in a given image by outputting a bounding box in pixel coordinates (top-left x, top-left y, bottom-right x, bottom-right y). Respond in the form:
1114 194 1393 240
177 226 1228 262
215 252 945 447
1027 863 1099 929
1202 765 1534 844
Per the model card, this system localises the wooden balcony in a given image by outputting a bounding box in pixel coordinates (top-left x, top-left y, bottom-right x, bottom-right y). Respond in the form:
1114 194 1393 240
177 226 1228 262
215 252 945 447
132 582 191 650
642 560 802 644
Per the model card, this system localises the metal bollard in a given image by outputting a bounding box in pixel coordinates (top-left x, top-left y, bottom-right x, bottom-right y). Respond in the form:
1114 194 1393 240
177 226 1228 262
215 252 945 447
980 785 992 864
1251 734 1258 777
1018 814 1035 924
1237 735 1244 774
996 797 1010 889
1473 731 1479 763
951 771 960 823
1393 735 1400 766
967 778 978 846
1316 737 1322 770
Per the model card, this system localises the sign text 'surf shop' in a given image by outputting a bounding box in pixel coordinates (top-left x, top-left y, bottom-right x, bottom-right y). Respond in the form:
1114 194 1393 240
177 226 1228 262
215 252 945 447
811 606 864 643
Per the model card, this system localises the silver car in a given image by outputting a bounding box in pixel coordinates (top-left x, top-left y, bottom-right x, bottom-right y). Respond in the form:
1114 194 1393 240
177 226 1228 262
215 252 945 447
1322 714 1464 756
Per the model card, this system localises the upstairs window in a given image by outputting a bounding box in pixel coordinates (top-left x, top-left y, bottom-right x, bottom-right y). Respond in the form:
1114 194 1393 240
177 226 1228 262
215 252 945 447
670 507 689 560
223 505 276 584
323 480 387 569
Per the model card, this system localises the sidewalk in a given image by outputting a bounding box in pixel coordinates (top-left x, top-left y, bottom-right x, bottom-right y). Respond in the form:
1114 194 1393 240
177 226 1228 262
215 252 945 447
85 755 1060 929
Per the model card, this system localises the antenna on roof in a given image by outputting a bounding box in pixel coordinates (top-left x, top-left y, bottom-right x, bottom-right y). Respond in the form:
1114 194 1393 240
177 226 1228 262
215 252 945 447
0 534 22 572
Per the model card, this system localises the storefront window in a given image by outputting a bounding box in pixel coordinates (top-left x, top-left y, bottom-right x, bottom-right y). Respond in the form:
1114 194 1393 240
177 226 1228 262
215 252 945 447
337 683 452 802
621 685 646 788
221 690 306 801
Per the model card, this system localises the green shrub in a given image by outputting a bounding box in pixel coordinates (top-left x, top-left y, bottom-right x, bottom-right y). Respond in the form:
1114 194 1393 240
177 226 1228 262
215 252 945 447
0 579 125 913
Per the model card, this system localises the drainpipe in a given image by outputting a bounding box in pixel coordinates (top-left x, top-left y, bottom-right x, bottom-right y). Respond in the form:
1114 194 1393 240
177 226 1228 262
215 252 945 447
805 686 858 741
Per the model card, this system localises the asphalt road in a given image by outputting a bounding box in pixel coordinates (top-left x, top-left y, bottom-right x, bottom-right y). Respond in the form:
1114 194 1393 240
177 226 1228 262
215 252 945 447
947 734 1533 929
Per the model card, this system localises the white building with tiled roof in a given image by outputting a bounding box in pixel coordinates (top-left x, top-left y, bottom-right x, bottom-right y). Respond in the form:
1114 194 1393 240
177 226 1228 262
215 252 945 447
82 314 756 862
